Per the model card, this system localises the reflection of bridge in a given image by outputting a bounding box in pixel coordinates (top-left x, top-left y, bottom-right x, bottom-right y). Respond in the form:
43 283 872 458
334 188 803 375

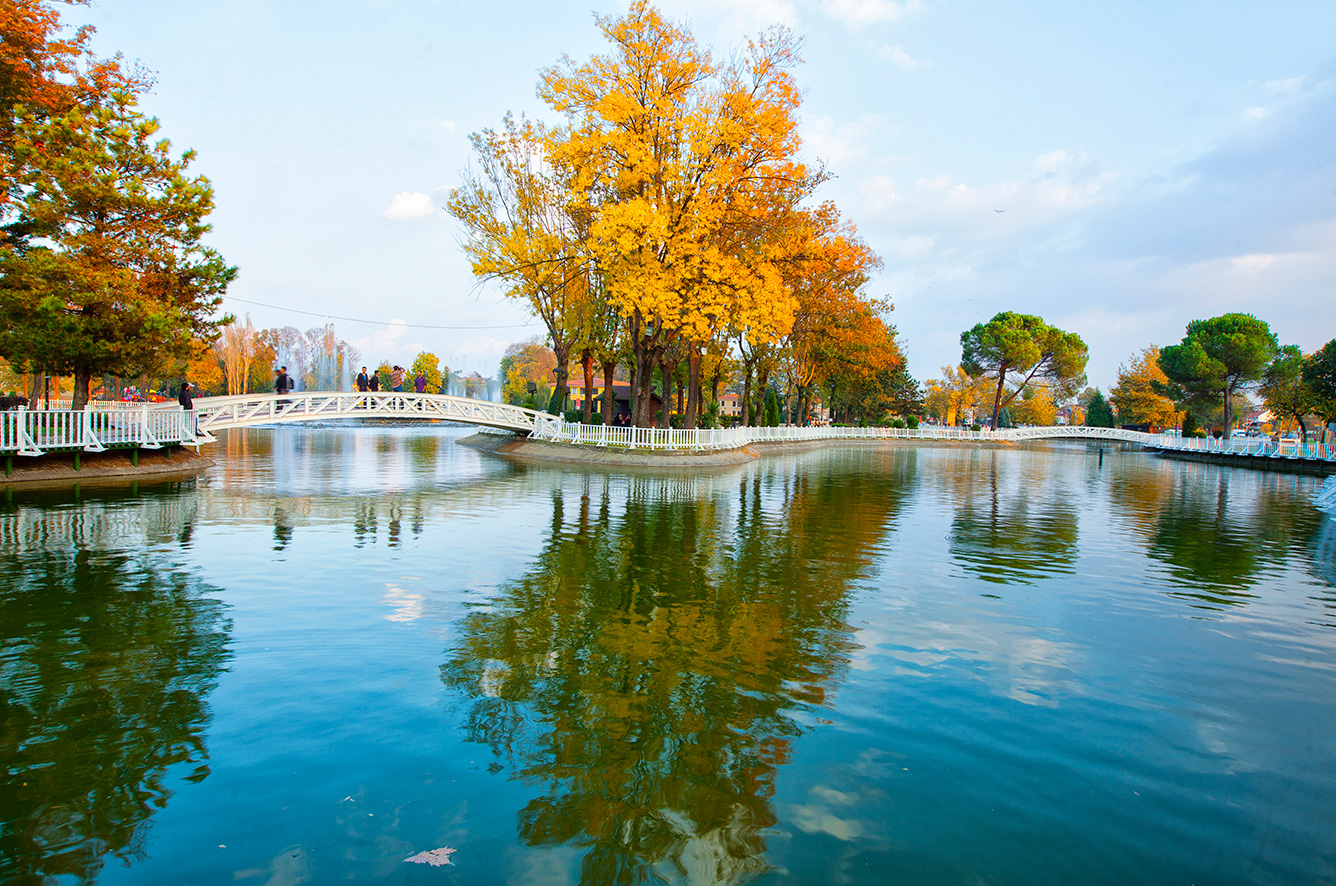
3 392 1334 467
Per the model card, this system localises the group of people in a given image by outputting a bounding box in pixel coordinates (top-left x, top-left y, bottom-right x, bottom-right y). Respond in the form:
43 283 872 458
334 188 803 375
355 365 429 394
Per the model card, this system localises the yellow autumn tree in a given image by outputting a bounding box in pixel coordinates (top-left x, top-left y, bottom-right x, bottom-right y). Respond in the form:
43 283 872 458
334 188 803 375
1111 345 1181 428
448 114 598 416
925 365 987 426
540 2 822 425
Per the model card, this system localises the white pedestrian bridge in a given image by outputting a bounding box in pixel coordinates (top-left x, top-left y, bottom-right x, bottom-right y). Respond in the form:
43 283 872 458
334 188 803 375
3 391 1334 465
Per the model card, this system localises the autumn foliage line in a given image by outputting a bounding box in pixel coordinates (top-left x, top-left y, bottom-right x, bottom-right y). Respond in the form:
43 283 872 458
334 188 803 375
0 0 234 409
450 2 902 428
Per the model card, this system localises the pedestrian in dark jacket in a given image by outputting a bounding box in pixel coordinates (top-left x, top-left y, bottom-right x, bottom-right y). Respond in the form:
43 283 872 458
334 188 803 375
356 367 370 392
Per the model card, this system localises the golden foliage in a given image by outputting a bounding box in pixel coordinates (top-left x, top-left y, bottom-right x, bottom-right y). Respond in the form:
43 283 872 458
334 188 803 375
1111 346 1181 427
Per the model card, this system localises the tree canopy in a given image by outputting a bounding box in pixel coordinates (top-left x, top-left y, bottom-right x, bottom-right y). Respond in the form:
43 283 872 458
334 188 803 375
1110 346 1180 428
1258 345 1315 442
959 311 1088 430
1302 339 1336 442
450 2 894 428
1084 389 1115 427
0 2 232 408
1157 313 1276 439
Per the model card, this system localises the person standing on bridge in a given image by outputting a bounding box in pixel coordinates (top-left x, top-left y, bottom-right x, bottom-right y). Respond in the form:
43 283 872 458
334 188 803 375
414 371 427 394
391 365 405 392
356 367 370 392
178 379 196 434
276 366 292 404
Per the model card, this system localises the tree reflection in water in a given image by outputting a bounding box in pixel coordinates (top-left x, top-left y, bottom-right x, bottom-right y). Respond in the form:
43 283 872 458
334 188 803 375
441 455 912 885
0 526 231 885
944 451 1080 585
1108 463 1327 609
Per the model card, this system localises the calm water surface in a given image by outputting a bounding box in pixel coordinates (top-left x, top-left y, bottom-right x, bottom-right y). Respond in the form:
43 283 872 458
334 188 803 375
2 427 1335 885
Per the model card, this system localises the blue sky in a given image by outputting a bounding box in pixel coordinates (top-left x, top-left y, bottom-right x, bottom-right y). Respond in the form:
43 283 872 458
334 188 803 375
75 0 1336 389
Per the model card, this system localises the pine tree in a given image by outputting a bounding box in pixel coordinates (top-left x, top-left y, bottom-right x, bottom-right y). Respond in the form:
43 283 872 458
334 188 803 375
1085 389 1115 427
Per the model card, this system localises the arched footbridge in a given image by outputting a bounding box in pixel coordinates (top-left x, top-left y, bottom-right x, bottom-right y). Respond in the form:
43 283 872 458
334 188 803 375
3 391 1333 464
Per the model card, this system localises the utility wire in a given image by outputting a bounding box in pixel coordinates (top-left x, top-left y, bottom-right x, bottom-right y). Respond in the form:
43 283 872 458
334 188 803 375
222 295 536 330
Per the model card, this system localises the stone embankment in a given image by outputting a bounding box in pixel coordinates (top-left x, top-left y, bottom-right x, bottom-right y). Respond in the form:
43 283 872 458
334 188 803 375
1 447 211 491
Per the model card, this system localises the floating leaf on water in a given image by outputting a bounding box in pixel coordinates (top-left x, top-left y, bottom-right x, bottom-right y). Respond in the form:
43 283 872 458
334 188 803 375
405 846 457 867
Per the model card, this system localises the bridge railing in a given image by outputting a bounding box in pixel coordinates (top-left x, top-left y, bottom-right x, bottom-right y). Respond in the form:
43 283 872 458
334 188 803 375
193 391 542 434
528 421 1117 450
2 406 202 456
1148 434 1336 461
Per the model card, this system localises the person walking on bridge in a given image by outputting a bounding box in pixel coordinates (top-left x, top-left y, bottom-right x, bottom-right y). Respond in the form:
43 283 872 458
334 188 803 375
391 365 405 392
276 366 292 404
356 367 370 392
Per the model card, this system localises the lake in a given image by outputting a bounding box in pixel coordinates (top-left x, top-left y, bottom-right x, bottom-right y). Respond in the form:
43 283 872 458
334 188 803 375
2 427 1334 885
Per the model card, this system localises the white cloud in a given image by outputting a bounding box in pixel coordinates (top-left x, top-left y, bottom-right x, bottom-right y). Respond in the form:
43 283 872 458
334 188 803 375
380 191 439 220
802 113 894 167
663 0 798 36
455 336 510 372
353 319 425 361
876 43 919 69
820 0 921 27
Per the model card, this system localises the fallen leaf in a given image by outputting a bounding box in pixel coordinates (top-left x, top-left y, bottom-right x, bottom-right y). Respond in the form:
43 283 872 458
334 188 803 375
405 847 457 867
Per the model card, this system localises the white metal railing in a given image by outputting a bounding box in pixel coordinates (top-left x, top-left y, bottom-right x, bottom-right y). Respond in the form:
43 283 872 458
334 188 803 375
1 406 205 456
193 391 543 435
529 421 1155 450
31 398 178 410
6 393 1334 466
1148 434 1336 461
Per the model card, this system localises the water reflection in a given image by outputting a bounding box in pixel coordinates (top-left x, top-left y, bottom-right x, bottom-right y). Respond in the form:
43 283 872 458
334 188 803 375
0 511 231 884
943 450 1080 585
1107 461 1327 608
441 455 913 884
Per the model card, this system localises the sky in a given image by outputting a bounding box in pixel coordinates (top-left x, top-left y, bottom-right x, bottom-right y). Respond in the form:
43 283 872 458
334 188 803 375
71 0 1336 389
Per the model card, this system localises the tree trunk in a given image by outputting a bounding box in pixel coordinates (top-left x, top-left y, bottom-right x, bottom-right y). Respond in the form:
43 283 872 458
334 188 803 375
660 356 672 429
581 350 595 424
602 360 617 425
72 367 92 411
1222 382 1234 440
991 370 1006 431
755 367 770 426
741 370 753 428
684 347 701 429
550 343 571 416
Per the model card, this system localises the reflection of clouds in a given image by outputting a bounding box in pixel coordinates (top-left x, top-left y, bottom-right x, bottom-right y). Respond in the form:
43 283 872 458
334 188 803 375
1194 722 1261 775
849 618 1084 707
233 844 312 886
790 783 868 841
382 585 425 623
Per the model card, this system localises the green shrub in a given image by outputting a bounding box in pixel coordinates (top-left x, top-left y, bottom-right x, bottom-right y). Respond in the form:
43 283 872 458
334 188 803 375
890 418 906 429
970 423 982 432
907 415 920 429
563 408 583 423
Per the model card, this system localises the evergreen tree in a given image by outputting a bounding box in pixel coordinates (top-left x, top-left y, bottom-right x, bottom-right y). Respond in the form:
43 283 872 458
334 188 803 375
764 387 780 427
0 86 234 408
1085 389 1115 427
